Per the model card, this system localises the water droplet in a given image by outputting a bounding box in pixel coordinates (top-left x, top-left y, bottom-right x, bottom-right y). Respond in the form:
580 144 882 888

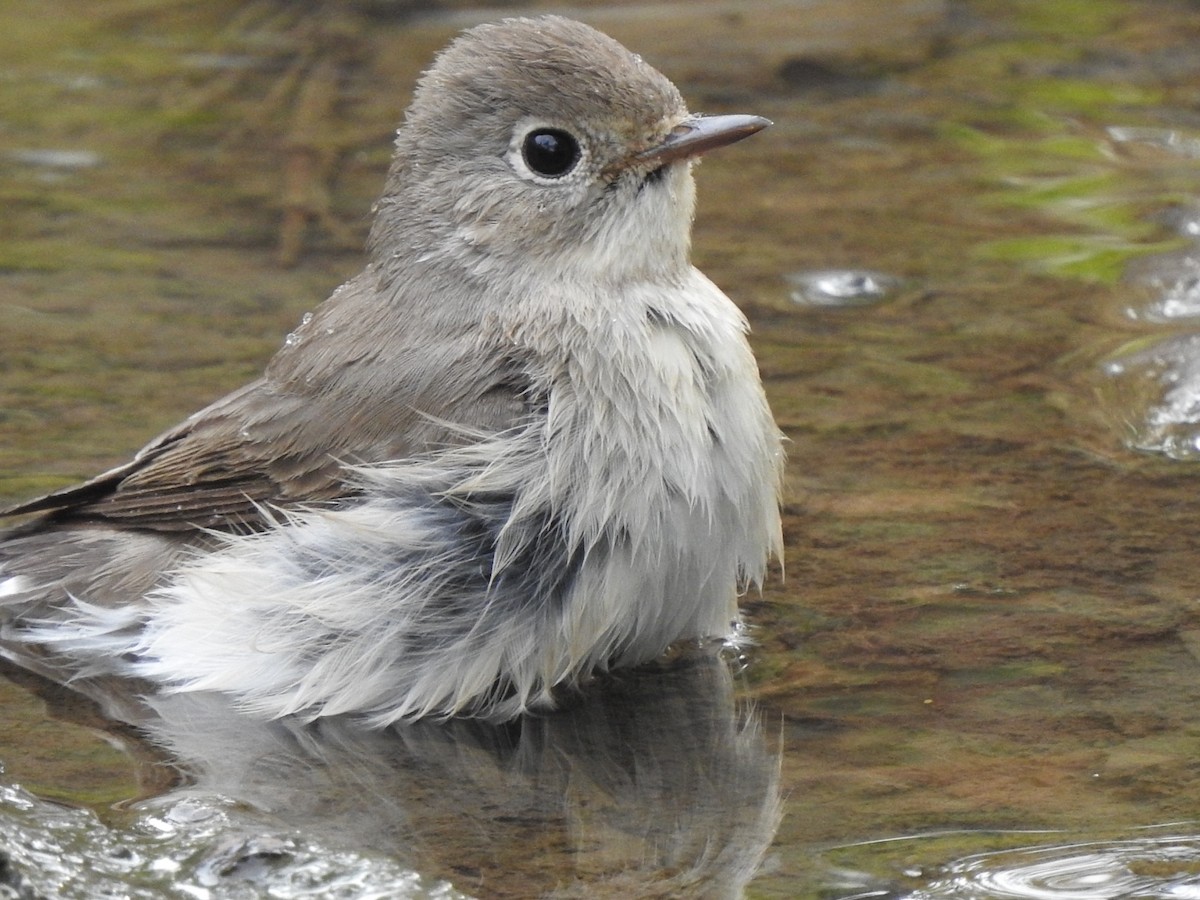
283 332 300 348
10 149 102 170
1099 333 1200 459
1124 247 1200 322
48 73 105 91
301 312 314 326
181 53 263 72
1108 125 1200 159
785 269 900 307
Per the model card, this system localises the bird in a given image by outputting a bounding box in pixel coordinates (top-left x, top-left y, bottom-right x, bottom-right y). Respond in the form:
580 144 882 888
0 15 783 725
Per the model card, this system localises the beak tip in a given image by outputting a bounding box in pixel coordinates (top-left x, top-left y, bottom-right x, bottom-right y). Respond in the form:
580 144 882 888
633 112 773 169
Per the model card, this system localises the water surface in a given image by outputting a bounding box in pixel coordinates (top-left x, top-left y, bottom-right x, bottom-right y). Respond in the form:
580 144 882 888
4 0 1200 897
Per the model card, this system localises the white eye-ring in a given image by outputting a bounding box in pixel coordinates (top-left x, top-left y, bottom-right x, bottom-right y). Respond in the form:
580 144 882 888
508 122 588 183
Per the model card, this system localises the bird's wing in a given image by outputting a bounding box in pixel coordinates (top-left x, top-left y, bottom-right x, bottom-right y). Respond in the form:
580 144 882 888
6 371 532 533
2 380 359 532
3 266 535 535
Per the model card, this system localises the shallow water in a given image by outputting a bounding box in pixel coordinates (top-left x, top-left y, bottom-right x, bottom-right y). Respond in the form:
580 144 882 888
5 0 1200 897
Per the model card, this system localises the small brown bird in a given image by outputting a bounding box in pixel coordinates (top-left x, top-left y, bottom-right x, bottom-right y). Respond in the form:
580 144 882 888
0 16 782 724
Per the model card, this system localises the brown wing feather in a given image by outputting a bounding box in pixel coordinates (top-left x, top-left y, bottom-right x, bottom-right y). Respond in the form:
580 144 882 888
2 271 535 535
2 382 352 532
3 371 531 534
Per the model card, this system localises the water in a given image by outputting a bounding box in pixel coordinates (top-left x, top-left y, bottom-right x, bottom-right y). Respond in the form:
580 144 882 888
5 0 1200 897
784 269 901 308
0 778 470 899
908 830 1200 900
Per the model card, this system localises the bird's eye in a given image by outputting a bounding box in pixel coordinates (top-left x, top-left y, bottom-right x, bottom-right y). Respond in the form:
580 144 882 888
521 128 581 178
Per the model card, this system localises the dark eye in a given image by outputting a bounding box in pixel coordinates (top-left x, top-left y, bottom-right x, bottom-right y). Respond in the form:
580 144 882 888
521 128 581 178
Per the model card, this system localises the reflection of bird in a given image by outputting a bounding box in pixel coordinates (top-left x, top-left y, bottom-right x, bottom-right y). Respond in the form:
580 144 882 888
0 16 782 724
1 651 781 898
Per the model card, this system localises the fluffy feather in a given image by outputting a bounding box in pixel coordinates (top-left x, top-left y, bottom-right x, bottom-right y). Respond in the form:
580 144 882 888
0 16 782 723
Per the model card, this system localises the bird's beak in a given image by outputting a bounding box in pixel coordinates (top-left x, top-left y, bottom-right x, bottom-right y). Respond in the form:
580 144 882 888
633 113 771 168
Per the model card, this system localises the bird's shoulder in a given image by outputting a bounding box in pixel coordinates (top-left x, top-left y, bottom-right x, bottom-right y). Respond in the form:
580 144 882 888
4 287 535 533
3 380 349 531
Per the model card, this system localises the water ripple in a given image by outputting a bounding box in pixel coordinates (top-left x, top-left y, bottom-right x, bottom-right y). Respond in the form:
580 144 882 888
910 834 1200 900
785 269 901 307
1099 333 1200 459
